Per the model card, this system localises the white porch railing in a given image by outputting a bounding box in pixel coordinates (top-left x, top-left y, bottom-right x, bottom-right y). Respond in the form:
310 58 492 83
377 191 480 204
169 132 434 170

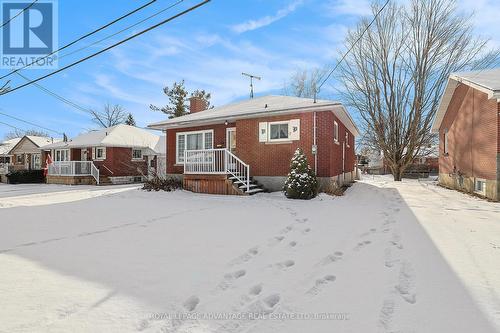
48 161 100 185
184 149 250 192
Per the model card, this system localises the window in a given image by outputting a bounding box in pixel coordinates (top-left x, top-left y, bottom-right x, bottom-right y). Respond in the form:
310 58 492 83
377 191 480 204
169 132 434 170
95 147 105 160
474 179 486 195
334 121 339 143
269 122 289 141
132 149 142 160
345 132 350 147
443 129 448 155
16 154 23 164
54 149 69 162
176 130 214 164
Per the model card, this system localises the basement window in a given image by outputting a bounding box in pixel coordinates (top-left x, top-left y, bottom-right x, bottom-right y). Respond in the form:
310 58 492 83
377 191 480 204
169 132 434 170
474 178 486 195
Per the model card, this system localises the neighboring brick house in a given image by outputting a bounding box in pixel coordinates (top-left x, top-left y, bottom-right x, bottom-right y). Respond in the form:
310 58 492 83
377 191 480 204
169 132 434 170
432 69 500 201
41 124 163 185
148 95 359 195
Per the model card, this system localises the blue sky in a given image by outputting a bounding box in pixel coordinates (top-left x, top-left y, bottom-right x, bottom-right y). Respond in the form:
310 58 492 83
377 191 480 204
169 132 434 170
0 0 499 139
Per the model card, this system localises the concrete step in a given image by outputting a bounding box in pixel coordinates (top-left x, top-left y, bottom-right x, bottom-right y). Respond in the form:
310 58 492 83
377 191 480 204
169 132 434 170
245 188 265 195
238 183 259 190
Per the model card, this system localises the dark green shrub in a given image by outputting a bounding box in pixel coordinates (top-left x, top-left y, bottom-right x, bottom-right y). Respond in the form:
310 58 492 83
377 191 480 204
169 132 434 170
283 148 318 200
6 170 45 184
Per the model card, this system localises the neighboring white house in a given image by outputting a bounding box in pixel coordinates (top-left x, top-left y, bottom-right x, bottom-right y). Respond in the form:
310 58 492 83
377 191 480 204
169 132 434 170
0 137 22 176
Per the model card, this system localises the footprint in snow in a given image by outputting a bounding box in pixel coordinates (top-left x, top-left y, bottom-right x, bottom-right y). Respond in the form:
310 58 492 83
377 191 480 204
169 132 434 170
390 232 403 249
183 295 200 312
317 251 343 266
354 240 372 251
275 260 295 270
384 248 399 268
249 284 263 296
395 262 416 304
289 241 298 247
302 228 311 234
280 225 294 234
215 270 247 292
306 275 337 296
378 299 396 331
268 236 285 246
295 217 308 223
229 246 259 266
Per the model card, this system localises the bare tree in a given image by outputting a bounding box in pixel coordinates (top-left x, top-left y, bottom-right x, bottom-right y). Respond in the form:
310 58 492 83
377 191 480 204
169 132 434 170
337 0 499 180
283 68 328 98
90 103 127 128
4 129 49 140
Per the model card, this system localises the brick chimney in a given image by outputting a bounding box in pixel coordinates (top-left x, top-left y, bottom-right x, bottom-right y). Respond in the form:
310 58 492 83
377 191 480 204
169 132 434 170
189 96 208 113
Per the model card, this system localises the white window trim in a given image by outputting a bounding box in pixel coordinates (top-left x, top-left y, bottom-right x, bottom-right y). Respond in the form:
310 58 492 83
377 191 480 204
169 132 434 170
268 121 291 142
176 129 214 165
334 121 339 144
54 149 70 162
95 147 106 161
132 148 143 161
346 132 350 148
474 178 486 195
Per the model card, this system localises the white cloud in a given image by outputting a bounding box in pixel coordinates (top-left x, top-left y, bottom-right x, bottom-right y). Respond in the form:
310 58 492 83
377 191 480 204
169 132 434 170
231 0 304 34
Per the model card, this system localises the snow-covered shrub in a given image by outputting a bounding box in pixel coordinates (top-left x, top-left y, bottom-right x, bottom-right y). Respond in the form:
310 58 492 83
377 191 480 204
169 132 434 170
283 148 318 200
143 175 182 192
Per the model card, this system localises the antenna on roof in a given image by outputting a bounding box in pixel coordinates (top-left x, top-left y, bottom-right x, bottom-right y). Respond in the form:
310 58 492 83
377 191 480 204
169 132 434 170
242 72 261 99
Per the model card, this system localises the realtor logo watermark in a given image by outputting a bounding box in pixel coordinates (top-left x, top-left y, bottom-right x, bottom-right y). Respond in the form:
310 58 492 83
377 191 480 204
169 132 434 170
1 0 58 69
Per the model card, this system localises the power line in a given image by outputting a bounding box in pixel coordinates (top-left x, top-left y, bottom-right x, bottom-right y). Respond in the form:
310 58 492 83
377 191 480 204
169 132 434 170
15 72 92 114
0 109 63 135
1 0 211 96
0 0 158 81
316 0 391 95
0 0 39 29
59 0 185 61
0 120 25 132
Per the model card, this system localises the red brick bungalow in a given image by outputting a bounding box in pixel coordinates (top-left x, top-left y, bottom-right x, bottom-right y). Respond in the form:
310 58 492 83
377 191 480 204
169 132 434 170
41 124 163 185
148 95 359 195
432 69 500 201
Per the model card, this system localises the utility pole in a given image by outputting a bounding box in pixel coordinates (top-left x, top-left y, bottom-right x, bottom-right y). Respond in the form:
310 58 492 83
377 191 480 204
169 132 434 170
242 72 261 99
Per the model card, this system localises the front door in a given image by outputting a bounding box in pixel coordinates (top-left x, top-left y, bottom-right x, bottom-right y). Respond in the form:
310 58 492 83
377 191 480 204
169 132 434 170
226 128 236 153
81 149 88 161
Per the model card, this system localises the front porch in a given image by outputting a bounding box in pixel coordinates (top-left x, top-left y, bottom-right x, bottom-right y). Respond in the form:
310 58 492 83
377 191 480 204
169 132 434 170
47 161 101 185
182 149 264 195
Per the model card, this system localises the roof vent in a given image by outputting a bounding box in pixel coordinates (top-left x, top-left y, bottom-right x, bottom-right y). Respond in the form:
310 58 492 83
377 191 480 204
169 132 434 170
264 104 268 108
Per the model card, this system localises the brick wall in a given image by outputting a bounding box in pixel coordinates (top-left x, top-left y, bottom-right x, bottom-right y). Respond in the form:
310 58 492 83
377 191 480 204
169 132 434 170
439 83 498 180
165 111 356 178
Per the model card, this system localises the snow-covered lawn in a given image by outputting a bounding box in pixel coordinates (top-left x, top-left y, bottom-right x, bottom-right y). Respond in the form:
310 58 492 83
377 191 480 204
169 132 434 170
0 177 499 333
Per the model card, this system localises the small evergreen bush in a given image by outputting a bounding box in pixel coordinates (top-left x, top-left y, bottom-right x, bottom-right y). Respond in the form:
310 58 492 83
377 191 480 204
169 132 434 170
6 170 45 184
283 148 318 199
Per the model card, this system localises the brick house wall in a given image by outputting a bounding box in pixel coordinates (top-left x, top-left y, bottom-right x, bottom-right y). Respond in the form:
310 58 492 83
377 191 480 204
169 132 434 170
165 110 356 178
439 84 498 180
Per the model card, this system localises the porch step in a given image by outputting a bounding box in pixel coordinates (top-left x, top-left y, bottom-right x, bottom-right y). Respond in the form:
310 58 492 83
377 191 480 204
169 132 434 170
227 176 266 195
245 188 265 195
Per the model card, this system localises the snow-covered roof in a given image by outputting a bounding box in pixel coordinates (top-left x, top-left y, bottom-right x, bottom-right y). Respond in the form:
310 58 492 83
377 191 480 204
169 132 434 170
41 124 161 150
432 68 500 132
153 136 166 155
148 95 360 137
27 136 61 147
0 137 21 155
